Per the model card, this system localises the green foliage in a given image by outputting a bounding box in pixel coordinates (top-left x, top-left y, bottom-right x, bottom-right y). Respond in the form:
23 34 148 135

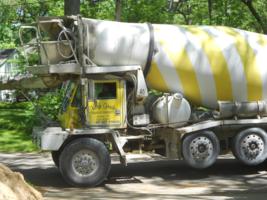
0 0 266 51
169 0 267 33
0 101 33 109
81 0 115 20
0 24 17 49
149 89 163 96
0 90 64 152
46 0 64 16
122 0 172 23
0 91 63 152
0 102 38 152
37 90 64 120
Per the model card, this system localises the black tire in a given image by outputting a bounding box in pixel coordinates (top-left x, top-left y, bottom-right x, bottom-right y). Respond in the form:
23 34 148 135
51 151 61 168
230 137 237 158
59 137 111 187
182 131 220 169
233 128 267 166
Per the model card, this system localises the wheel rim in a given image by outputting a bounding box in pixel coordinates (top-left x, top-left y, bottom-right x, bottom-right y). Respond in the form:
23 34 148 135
72 150 99 177
240 133 264 160
189 136 213 161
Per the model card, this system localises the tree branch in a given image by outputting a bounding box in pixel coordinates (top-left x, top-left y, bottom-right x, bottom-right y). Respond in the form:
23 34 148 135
241 0 267 34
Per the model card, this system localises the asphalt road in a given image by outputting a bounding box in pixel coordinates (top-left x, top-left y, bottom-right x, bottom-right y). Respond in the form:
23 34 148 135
1 153 267 200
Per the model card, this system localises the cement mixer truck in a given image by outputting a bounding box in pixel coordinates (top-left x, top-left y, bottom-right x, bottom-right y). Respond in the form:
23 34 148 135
3 15 267 186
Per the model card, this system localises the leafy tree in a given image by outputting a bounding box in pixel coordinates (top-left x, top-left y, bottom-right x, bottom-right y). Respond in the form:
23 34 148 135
81 0 115 20
169 0 267 33
240 0 267 33
121 0 172 23
37 90 64 120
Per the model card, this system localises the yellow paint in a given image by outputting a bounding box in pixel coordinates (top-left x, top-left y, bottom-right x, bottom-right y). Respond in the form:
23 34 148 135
258 34 267 46
156 31 202 105
59 107 80 129
87 80 126 128
218 27 262 101
146 61 169 92
185 26 233 101
58 83 81 129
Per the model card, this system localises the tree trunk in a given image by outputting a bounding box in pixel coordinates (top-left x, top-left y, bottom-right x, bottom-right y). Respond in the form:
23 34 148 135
115 0 122 21
208 0 213 24
64 0 80 16
241 0 267 34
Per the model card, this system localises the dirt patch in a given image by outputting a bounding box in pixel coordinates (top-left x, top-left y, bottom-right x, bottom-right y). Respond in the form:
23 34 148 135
0 163 43 200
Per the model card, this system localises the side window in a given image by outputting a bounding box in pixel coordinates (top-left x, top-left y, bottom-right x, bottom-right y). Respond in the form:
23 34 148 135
95 82 117 100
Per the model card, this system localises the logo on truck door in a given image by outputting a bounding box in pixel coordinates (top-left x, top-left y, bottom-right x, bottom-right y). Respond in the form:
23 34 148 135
88 81 125 127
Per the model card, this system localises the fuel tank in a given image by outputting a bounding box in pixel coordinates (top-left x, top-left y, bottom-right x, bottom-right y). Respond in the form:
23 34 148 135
83 18 267 109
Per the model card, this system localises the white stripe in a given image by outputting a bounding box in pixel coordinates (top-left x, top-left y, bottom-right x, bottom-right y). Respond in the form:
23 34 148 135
176 26 217 108
153 26 184 94
202 26 248 102
234 29 267 100
257 45 267 100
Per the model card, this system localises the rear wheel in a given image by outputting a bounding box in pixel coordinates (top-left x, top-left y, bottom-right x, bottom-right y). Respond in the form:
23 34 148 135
182 131 220 169
232 128 267 166
59 138 111 187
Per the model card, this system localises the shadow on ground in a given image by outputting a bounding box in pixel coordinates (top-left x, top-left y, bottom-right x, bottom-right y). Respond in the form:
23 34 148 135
6 158 267 187
2 153 267 200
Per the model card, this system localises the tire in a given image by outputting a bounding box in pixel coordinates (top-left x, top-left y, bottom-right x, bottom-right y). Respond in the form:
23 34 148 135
59 138 111 187
182 131 220 169
233 128 267 166
51 151 60 168
231 137 238 158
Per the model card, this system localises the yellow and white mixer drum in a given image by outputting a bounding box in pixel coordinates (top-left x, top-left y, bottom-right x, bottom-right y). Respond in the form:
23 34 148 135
84 18 267 109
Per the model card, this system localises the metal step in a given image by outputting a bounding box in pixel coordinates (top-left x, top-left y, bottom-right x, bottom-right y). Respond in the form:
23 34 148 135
111 153 167 164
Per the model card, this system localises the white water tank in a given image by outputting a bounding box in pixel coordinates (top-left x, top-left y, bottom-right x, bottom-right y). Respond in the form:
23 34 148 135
152 93 191 127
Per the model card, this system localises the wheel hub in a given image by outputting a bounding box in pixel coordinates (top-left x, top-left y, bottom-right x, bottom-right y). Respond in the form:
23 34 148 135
249 142 258 150
241 134 264 160
198 144 207 153
72 150 99 176
189 136 213 161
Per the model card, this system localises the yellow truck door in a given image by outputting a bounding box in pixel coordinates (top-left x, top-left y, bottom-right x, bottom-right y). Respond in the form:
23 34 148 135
87 80 126 128
58 82 81 129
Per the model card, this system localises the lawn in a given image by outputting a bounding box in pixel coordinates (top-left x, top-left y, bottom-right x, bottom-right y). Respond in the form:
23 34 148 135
0 102 38 152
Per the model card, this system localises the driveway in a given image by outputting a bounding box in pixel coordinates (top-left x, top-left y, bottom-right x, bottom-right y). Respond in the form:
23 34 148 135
1 153 267 200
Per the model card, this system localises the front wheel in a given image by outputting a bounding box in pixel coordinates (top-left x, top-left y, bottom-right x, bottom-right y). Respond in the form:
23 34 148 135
182 131 220 169
51 151 60 168
59 138 111 187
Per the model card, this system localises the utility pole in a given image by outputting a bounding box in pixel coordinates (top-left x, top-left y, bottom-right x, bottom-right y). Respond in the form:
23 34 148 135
115 0 122 21
64 0 80 15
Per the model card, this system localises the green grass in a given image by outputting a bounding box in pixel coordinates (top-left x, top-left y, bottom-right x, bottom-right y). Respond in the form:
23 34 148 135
0 102 38 152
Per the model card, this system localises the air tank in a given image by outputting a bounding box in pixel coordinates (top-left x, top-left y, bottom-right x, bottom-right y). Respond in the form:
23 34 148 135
83 18 267 109
151 93 191 127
